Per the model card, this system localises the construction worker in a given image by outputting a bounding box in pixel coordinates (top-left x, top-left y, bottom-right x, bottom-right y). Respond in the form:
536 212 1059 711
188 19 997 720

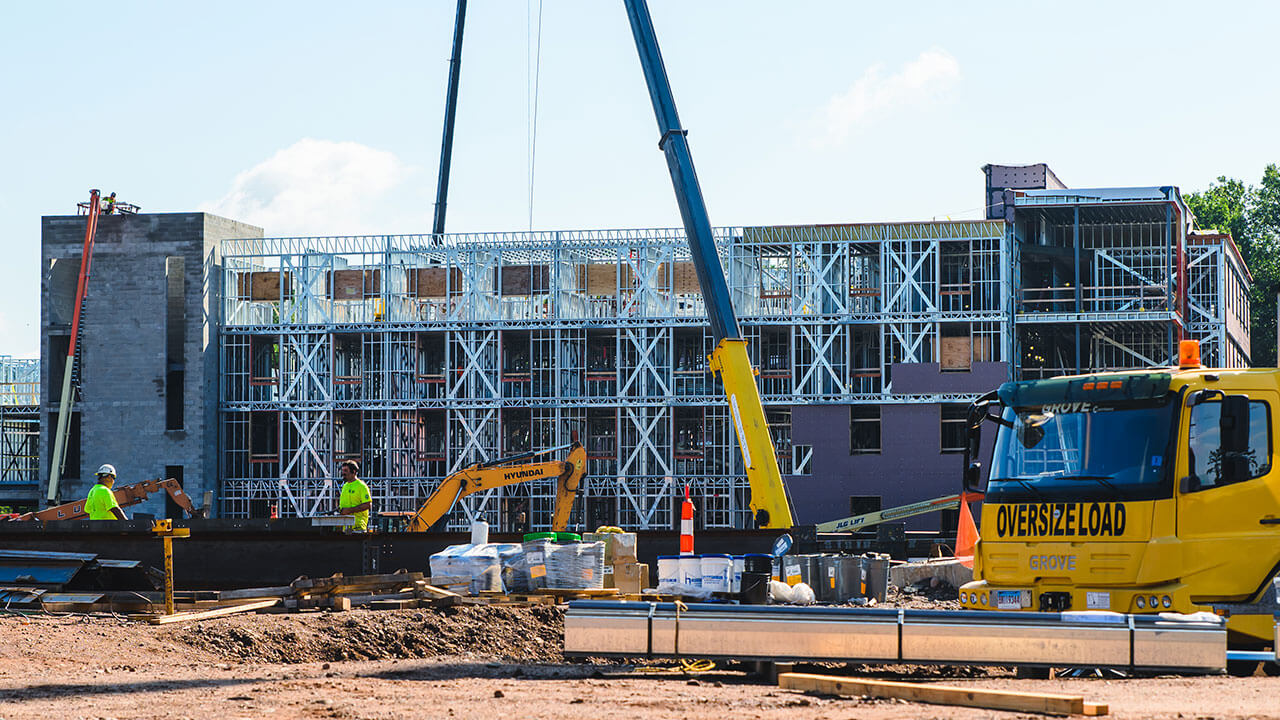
103 192 117 215
336 460 372 532
85 464 126 520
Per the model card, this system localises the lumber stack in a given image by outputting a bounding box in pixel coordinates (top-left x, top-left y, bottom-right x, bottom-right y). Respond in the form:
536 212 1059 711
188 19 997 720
779 672 1109 716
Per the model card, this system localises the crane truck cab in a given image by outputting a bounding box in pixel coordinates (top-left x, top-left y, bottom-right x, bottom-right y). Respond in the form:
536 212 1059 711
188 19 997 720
958 341 1280 652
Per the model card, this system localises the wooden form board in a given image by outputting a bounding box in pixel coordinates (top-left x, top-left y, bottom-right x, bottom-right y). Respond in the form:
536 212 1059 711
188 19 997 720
147 598 281 625
657 261 700 293
576 264 635 295
409 267 463 298
778 673 1107 716
237 271 292 301
328 269 381 300
495 264 551 296
940 335 993 369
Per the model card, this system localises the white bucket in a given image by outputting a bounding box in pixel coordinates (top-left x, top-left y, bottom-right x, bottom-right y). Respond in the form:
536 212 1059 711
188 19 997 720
731 556 745 593
678 555 702 588
656 556 681 587
700 554 733 593
470 520 489 545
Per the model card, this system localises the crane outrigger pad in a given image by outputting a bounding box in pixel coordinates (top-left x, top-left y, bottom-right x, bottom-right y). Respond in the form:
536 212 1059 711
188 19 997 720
564 601 1226 674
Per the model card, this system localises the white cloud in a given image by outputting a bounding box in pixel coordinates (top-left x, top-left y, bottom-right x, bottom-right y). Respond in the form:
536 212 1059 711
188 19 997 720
817 48 960 146
200 138 415 236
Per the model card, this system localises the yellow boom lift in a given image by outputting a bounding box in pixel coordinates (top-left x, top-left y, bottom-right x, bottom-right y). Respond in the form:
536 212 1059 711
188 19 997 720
406 435 586 533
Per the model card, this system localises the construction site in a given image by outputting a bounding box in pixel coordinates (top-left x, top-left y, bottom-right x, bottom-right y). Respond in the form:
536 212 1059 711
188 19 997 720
2 2 1278 718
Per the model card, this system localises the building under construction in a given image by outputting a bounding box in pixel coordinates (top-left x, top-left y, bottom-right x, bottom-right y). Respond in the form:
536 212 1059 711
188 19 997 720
34 165 1252 528
0 357 39 508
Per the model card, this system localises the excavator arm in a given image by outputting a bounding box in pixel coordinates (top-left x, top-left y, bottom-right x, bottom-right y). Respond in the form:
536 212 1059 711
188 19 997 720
13 477 195 522
407 441 586 533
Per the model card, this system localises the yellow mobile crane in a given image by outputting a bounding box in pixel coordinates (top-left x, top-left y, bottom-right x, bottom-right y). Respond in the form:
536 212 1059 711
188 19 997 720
406 436 587 533
958 340 1280 668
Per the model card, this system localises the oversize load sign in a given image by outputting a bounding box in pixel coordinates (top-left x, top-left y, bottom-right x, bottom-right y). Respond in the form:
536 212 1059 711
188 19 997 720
994 502 1128 538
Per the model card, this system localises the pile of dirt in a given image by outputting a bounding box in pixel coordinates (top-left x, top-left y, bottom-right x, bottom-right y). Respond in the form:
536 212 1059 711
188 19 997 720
169 604 565 664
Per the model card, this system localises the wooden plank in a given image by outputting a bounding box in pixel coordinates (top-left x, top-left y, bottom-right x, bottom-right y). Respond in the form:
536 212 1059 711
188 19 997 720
533 588 618 597
417 584 462 599
320 582 416 596
147 598 280 625
292 571 423 592
1084 703 1109 716
369 599 420 610
778 673 1093 716
217 586 295 601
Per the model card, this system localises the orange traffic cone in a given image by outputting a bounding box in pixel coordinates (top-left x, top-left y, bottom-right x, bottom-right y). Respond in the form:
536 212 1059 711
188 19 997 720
954 492 979 569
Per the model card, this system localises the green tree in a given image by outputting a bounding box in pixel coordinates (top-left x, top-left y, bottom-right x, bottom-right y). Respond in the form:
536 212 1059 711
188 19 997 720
1186 176 1250 248
1186 164 1280 366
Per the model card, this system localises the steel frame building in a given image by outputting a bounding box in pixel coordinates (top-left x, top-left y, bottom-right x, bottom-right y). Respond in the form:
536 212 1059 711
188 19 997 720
217 187 1249 530
206 172 1251 531
0 357 39 506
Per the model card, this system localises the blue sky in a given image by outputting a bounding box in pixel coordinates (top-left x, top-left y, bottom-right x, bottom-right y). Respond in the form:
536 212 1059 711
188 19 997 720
2 1 1277 357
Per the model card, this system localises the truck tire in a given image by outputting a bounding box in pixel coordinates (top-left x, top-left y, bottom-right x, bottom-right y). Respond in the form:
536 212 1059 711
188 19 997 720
1262 661 1280 677
1226 659 1259 677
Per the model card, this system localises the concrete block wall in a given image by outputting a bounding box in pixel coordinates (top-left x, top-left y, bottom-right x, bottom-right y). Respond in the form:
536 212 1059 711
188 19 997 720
39 212 262 517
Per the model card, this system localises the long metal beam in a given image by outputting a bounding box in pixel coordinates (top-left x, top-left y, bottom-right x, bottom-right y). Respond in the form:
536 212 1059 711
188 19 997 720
565 600 1228 674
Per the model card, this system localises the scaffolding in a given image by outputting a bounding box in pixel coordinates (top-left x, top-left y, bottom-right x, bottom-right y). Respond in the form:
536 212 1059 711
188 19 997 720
217 207 1248 529
0 357 38 499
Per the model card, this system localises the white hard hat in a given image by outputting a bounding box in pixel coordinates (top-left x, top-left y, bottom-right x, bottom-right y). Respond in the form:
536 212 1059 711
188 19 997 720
96 464 117 477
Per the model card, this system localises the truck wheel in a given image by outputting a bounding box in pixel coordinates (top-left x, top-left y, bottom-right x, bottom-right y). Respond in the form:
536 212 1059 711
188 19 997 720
1262 661 1280 677
1226 659 1259 677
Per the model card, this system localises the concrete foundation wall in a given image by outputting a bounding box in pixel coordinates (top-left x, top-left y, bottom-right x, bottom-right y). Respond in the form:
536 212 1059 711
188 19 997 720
39 213 262 517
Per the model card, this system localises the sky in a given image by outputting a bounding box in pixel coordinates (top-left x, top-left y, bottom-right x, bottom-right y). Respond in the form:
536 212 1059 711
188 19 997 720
1 1 1278 358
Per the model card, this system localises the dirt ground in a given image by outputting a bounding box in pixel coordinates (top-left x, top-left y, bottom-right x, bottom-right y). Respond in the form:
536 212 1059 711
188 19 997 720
1 605 1278 720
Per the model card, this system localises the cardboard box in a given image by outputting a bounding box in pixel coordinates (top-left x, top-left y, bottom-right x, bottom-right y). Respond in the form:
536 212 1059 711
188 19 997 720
614 562 649 595
582 532 638 565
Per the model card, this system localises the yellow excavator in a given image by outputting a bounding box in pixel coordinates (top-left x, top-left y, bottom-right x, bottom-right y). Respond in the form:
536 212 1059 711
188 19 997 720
406 434 587 533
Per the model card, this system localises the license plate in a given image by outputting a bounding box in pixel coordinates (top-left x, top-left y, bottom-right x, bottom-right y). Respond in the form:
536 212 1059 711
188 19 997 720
996 589 1029 610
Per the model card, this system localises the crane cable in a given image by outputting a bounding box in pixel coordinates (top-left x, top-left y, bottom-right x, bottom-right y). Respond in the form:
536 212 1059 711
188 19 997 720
527 0 544 231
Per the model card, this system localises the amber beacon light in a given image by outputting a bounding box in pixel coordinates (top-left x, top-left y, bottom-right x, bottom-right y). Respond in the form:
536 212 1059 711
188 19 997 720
1178 339 1201 368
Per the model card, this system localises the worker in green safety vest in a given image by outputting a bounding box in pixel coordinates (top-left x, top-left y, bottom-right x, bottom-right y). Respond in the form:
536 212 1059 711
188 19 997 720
337 460 372 532
85 464 127 520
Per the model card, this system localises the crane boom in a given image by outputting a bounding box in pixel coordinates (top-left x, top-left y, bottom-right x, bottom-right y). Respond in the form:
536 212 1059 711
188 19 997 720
622 0 794 528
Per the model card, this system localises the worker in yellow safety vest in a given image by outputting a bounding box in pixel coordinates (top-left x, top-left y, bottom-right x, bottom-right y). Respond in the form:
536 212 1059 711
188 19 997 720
85 464 127 520
337 460 372 532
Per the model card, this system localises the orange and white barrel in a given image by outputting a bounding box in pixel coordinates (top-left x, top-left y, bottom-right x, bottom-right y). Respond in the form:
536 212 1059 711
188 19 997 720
680 488 695 555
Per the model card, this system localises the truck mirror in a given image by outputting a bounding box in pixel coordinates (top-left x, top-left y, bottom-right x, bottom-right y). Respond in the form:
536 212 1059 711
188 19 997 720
1179 474 1201 493
963 462 983 492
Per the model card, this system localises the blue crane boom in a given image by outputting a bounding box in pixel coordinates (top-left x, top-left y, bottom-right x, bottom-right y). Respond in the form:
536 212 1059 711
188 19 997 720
622 0 795 528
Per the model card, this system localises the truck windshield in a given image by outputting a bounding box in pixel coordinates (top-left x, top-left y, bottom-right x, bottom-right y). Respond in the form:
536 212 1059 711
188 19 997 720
986 397 1177 502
